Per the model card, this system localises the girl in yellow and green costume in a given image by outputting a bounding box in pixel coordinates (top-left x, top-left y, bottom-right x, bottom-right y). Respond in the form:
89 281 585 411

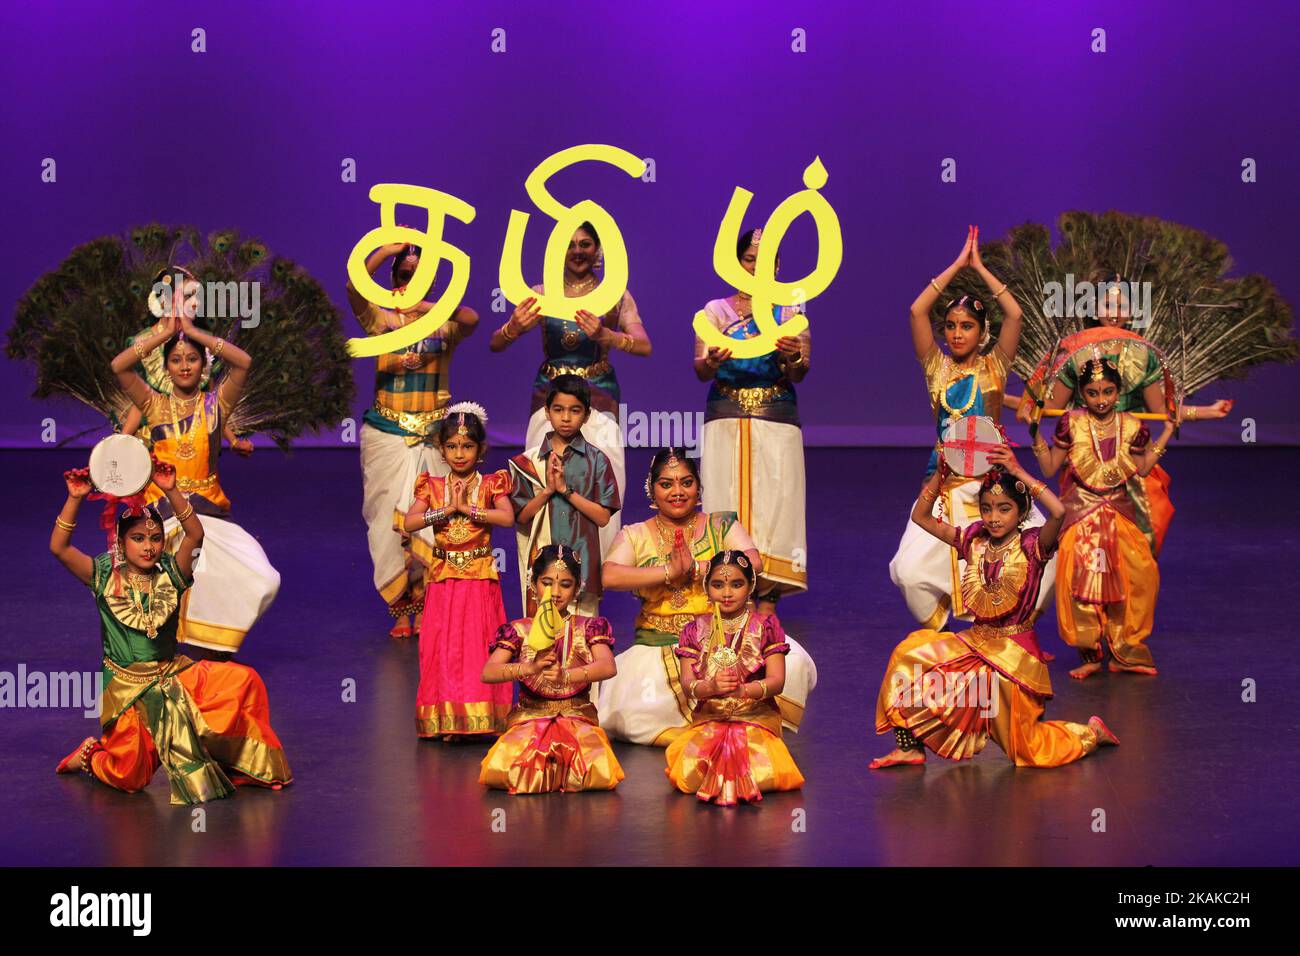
51 461 291 804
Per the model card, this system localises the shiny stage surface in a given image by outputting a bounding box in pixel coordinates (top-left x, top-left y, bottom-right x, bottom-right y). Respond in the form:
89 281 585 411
1 446 1296 866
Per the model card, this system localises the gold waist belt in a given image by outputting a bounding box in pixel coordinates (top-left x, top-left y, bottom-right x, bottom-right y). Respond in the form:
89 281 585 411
177 474 219 493
103 657 181 685
372 401 446 443
717 382 788 413
966 623 1036 642
540 358 611 381
638 612 696 635
430 544 493 570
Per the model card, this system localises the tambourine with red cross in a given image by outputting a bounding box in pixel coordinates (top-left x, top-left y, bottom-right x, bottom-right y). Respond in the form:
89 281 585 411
940 414 1007 477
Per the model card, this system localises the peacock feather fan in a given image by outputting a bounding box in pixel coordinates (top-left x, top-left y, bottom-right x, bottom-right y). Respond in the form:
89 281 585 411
7 225 355 449
932 211 1297 396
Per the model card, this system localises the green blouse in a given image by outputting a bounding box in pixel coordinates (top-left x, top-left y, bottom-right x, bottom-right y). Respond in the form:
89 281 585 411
90 551 191 669
1056 338 1163 413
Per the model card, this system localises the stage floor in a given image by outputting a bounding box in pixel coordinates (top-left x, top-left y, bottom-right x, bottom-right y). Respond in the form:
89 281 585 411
2 445 1297 866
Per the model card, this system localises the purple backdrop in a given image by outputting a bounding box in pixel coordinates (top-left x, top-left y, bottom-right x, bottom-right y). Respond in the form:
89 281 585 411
2 0 1297 450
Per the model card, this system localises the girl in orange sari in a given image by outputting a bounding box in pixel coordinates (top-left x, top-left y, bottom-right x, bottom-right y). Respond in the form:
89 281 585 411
871 448 1119 768
51 462 291 803
479 545 624 793
1030 356 1175 679
666 550 803 805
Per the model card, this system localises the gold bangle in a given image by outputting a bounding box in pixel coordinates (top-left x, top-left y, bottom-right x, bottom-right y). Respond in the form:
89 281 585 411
55 516 77 532
1186 407 1196 421
930 278 942 294
688 679 702 699
175 504 195 522
920 488 938 504
992 284 1009 297
212 337 226 357
132 339 147 361
1028 480 1046 499
500 322 518 342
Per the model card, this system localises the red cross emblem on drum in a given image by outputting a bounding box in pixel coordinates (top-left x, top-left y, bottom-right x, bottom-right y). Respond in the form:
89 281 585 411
941 415 1005 477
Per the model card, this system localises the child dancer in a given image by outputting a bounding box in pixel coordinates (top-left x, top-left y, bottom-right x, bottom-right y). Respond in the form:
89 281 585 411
1030 356 1173 679
52 460 291 803
479 545 624 793
666 550 804 806
888 227 1055 630
509 374 620 617
402 402 514 738
871 447 1119 768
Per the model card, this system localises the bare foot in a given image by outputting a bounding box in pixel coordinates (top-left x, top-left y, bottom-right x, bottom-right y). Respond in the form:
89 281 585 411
1089 716 1121 747
869 747 926 769
1069 661 1102 680
1108 661 1157 676
56 737 96 774
389 616 412 639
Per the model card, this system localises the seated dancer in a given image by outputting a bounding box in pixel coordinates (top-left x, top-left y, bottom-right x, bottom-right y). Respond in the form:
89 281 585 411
401 403 514 739
110 306 278 657
871 447 1119 768
666 550 804 806
598 448 816 746
348 242 479 640
479 545 624 794
889 227 1055 630
52 462 291 803
1030 356 1174 679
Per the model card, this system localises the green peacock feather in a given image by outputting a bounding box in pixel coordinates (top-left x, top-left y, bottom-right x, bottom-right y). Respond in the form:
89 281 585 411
7 225 354 449
932 211 1297 395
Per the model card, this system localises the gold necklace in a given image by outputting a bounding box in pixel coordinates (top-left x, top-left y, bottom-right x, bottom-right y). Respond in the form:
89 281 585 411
710 609 749 669
1087 413 1124 486
564 275 597 295
654 514 698 609
124 570 159 639
938 356 979 417
168 391 202 461
733 294 753 319
978 537 1020 607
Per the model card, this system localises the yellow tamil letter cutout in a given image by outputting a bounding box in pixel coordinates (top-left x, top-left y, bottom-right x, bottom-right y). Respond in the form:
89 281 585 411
693 157 842 359
498 144 646 320
345 183 476 358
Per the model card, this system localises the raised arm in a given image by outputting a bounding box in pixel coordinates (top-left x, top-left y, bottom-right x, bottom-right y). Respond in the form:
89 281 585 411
50 468 96 585
176 313 251 408
987 446 1064 552
345 242 406 319
111 316 177 411
151 461 204 579
970 227 1022 361
909 465 961 548
910 227 974 361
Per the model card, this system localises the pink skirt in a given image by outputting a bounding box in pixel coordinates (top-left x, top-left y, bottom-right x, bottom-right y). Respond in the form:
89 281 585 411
416 577 512 737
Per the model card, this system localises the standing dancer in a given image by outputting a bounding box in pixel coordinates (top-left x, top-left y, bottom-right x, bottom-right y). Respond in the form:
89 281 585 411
1030 357 1173 678
490 222 652 560
666 551 804 806
695 227 811 613
348 242 479 639
401 403 514 738
52 461 291 803
479 545 624 793
1016 275 1230 554
871 447 1119 768
110 310 278 656
889 227 1055 629
509 374 620 617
